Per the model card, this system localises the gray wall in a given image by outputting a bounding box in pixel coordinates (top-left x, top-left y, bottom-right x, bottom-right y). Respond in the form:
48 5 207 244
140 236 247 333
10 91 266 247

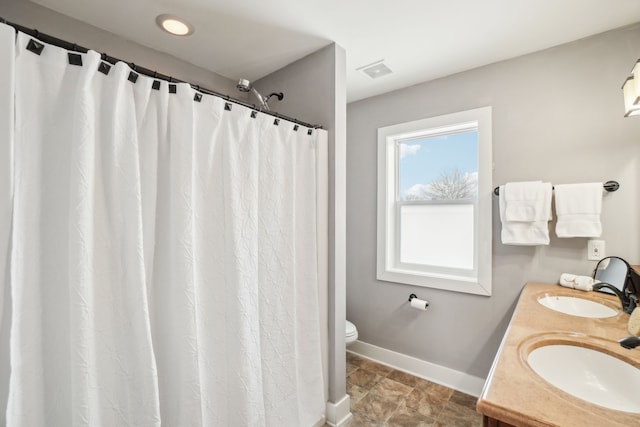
347 23 640 379
0 0 237 95
256 44 348 406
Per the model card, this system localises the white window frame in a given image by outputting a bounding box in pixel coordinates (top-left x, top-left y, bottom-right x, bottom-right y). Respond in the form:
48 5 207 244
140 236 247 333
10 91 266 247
377 107 492 296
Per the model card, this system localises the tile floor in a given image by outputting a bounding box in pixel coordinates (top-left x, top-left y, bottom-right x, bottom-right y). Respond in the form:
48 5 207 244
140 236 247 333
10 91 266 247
337 352 482 427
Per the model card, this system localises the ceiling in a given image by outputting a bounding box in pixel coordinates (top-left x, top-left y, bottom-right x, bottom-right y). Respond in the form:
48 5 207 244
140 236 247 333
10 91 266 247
29 0 640 102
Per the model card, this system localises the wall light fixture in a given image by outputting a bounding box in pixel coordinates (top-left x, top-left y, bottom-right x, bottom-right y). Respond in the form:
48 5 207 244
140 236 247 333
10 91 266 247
622 60 640 117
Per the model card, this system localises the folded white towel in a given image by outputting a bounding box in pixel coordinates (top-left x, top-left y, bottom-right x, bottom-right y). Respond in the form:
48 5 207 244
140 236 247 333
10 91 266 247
555 183 603 238
499 182 552 245
559 273 600 292
504 181 551 222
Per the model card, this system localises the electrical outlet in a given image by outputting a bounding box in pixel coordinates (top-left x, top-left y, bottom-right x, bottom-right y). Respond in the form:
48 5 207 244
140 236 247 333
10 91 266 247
587 240 605 261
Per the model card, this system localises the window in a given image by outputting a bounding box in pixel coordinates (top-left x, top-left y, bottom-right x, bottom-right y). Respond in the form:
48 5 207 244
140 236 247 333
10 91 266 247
377 107 492 296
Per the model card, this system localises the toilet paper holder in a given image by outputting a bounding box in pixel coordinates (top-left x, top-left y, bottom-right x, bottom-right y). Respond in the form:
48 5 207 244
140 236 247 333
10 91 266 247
408 293 429 309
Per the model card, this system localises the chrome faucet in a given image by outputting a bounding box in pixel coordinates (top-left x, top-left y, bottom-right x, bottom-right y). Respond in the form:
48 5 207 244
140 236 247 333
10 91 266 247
592 282 638 314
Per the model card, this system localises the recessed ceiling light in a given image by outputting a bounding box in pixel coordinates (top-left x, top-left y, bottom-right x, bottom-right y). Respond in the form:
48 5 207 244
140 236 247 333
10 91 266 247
156 14 194 36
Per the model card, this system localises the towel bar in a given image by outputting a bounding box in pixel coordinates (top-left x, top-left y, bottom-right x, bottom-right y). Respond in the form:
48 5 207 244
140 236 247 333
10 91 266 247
493 180 619 196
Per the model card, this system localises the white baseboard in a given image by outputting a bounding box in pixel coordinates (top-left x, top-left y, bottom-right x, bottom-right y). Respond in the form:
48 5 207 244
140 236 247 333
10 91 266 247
347 340 486 397
325 394 352 427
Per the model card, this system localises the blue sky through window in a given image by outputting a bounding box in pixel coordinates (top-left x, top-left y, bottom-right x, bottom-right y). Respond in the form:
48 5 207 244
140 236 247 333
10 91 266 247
398 131 478 200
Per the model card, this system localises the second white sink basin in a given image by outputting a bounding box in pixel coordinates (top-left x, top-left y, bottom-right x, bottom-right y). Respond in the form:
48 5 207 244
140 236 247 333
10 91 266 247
527 344 640 413
537 295 617 318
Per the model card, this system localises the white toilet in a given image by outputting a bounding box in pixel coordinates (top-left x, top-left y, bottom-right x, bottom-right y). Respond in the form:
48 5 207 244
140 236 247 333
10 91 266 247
345 320 358 346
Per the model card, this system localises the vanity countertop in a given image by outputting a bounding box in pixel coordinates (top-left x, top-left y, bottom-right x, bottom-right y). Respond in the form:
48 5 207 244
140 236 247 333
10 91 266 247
476 282 640 427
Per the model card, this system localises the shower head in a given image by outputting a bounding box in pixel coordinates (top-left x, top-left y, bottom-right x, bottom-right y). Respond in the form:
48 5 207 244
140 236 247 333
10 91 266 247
236 79 252 92
237 78 267 110
236 78 283 112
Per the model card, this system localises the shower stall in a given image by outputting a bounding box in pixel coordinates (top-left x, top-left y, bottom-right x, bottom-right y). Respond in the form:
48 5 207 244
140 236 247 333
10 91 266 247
0 18 338 427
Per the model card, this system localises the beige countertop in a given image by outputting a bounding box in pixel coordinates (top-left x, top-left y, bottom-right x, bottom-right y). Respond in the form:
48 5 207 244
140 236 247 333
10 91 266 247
476 282 640 427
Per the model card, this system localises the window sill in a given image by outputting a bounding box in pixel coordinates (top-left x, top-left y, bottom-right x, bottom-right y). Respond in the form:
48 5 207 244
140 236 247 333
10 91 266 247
377 268 492 296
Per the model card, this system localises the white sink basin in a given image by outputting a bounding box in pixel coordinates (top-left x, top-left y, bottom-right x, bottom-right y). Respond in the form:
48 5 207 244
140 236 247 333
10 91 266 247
527 344 640 413
537 295 617 318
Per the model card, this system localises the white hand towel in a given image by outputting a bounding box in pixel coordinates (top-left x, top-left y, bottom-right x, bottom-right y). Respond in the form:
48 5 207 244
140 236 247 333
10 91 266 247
499 182 552 245
559 273 599 291
555 183 603 238
504 181 550 222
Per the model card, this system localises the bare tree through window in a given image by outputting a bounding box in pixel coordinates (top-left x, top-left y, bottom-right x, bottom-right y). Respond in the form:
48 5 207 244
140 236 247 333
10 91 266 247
405 168 477 201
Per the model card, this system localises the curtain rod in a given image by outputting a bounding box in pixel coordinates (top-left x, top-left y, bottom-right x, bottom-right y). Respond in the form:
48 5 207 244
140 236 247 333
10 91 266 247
0 16 322 130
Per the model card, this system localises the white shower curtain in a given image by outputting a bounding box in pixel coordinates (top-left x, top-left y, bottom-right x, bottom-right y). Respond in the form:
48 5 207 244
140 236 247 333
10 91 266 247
0 24 326 427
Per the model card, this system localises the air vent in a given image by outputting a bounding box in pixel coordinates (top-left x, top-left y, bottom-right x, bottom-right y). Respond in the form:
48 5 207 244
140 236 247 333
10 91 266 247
357 60 393 79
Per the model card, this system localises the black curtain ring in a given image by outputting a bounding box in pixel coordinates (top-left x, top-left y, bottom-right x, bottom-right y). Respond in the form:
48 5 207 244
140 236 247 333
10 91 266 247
34 29 39 39
169 76 173 83
130 62 136 71
153 71 158 78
